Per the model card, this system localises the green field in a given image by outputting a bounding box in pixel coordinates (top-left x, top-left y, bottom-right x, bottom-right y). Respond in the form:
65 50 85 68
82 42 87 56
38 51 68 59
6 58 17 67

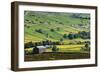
24 11 90 61
25 44 85 53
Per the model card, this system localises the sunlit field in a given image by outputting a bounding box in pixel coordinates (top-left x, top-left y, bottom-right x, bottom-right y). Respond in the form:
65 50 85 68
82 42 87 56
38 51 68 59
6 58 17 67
24 11 90 61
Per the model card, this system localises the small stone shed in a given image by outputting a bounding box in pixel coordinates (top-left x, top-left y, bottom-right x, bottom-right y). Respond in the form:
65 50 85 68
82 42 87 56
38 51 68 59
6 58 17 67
33 46 47 54
37 46 46 53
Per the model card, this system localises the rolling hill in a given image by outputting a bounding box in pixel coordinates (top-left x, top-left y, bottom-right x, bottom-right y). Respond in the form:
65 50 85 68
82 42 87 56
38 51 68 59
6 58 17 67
24 11 90 43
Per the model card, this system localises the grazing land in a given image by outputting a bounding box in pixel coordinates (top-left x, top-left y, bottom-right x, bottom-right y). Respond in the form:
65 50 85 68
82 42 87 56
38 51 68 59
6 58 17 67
24 11 90 61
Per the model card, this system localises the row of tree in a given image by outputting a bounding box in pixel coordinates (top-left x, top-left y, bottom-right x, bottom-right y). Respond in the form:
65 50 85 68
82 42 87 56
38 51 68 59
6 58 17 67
25 40 61 48
24 40 90 48
63 31 90 40
71 14 90 19
35 28 90 40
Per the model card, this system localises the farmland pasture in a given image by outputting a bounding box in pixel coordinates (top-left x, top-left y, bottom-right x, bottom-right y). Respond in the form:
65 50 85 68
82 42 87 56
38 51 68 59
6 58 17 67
24 11 90 61
24 44 90 61
25 44 86 54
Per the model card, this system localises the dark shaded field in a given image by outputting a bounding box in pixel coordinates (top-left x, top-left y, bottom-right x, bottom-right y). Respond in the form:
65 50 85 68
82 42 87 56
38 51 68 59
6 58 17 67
25 52 90 61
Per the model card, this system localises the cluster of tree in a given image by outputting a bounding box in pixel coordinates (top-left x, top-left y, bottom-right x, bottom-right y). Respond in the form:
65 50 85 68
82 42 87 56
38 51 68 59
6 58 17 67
71 14 90 19
24 40 61 48
52 45 59 52
81 43 90 51
35 28 59 38
32 46 39 54
35 28 90 40
35 28 56 33
25 18 37 25
25 39 90 49
50 27 60 31
63 31 90 40
24 41 34 48
35 29 44 34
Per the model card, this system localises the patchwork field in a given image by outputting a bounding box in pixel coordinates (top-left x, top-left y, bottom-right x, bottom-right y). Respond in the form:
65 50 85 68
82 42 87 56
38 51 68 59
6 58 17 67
24 44 90 61
24 11 90 61
25 44 85 53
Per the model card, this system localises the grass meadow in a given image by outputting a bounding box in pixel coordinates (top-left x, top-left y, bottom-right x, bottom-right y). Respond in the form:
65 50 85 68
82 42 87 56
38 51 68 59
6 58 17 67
24 11 90 61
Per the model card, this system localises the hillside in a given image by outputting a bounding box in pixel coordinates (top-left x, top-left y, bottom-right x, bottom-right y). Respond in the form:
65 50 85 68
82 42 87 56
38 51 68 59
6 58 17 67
24 11 90 43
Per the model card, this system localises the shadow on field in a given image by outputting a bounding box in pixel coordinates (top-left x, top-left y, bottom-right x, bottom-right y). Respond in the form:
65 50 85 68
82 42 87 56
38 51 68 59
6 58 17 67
24 52 90 61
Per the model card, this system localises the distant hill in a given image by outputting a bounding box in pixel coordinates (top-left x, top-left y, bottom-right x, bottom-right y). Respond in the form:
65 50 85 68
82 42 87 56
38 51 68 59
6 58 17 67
24 11 90 43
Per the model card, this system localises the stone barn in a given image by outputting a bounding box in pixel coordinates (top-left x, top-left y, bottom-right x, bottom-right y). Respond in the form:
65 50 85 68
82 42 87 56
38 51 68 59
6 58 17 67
33 46 46 54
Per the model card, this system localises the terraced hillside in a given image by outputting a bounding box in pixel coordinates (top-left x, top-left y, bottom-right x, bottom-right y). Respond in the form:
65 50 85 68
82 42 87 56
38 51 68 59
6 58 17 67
24 11 90 43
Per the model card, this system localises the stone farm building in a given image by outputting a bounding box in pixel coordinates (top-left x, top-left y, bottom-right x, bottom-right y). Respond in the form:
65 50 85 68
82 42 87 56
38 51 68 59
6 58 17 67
37 46 46 53
33 46 47 54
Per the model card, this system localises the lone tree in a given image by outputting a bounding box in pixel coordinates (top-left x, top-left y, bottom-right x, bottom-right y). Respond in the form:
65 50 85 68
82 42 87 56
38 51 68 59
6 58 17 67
85 43 89 48
33 46 39 54
24 41 33 48
68 33 74 40
50 29 55 32
63 34 67 39
81 43 90 51
52 45 59 52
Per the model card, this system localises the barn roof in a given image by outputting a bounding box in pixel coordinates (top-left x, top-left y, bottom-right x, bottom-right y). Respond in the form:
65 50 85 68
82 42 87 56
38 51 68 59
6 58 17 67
37 46 46 49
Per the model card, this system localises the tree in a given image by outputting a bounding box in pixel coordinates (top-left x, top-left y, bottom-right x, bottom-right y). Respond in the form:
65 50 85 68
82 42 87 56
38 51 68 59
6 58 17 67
24 41 33 48
42 41 47 46
50 29 55 32
78 31 90 39
68 33 74 40
59 22 63 25
81 43 90 51
52 45 59 52
63 34 67 39
85 43 89 49
73 34 79 38
45 40 50 45
33 46 39 54
60 38 63 42
71 14 81 18
35 29 43 33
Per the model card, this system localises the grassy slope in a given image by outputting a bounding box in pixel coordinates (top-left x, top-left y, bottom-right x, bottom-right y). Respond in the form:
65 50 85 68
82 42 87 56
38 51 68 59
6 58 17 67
24 11 90 43
24 11 90 61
